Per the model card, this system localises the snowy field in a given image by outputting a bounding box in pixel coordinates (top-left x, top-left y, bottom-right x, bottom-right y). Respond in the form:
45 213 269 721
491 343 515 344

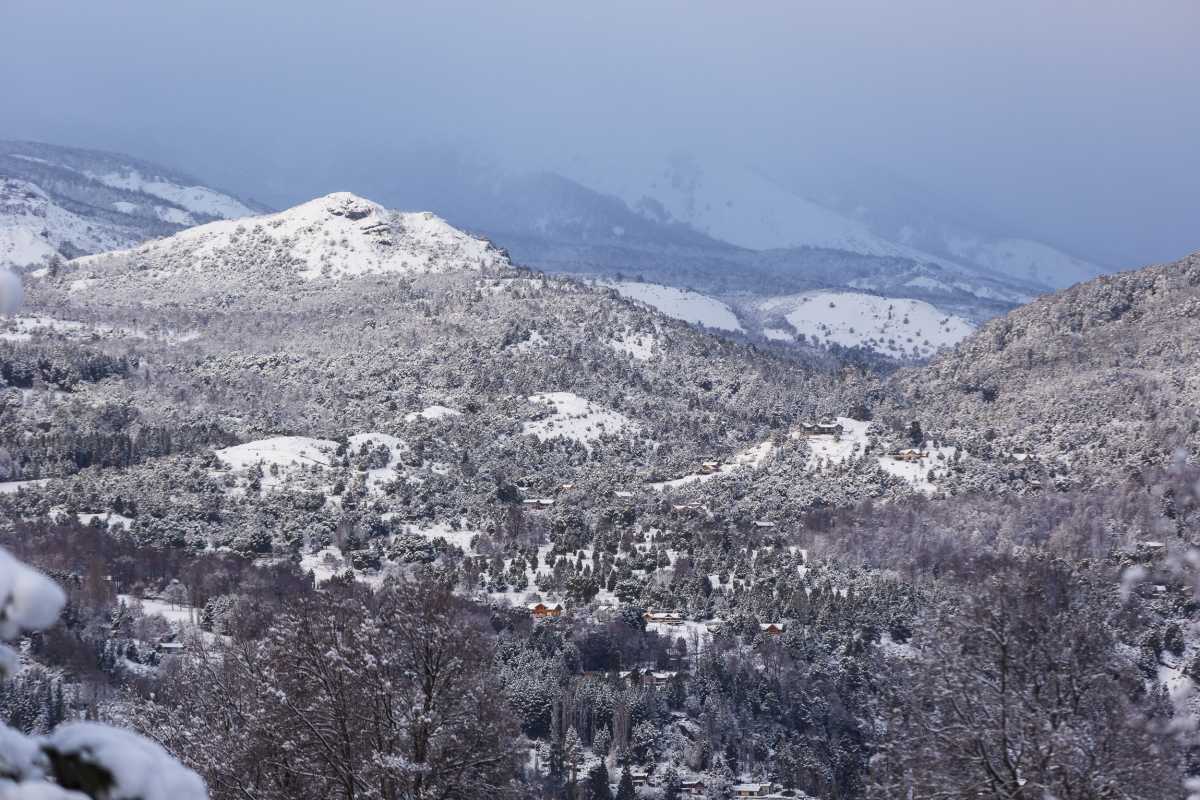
756 291 974 358
608 331 658 360
0 479 50 494
403 404 461 422
118 594 200 627
523 392 633 446
602 281 744 332
212 431 411 498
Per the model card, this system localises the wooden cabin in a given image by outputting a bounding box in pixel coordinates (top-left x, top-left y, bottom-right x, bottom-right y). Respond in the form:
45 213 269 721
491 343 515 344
758 622 786 636
798 419 843 437
527 601 563 618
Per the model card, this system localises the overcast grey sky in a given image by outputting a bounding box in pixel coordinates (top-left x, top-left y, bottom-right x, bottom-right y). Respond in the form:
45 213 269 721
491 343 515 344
2 0 1198 265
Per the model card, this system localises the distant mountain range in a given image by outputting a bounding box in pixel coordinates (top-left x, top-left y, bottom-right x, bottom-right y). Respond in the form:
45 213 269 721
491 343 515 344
0 140 263 268
0 139 1126 360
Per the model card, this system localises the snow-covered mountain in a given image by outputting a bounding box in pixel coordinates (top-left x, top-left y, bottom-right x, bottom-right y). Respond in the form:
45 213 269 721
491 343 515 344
557 150 1106 292
562 152 923 258
774 160 1108 291
72 192 509 286
0 140 263 268
943 236 1102 289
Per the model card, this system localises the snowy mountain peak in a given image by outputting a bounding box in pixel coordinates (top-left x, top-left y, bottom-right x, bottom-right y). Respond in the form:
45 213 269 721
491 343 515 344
306 191 386 222
71 192 510 285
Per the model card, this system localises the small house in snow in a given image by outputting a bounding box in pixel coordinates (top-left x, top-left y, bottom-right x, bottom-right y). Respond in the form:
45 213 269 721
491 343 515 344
732 783 775 798
619 668 678 688
892 448 924 462
679 778 706 796
527 601 563 618
799 419 843 437
628 768 651 787
759 622 786 636
644 610 685 625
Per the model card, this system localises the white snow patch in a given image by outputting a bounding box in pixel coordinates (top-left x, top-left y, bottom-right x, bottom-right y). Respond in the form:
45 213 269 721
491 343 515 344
608 331 657 360
757 291 974 358
761 327 793 342
214 436 336 488
403 405 461 423
1 178 140 268
603 281 743 332
85 169 253 220
523 392 632 446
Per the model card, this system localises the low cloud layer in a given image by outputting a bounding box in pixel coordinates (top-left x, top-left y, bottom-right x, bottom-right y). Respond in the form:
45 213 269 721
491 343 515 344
2 0 1197 265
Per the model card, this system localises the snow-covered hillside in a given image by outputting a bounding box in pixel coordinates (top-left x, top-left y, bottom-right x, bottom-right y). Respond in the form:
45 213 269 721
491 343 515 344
566 153 926 258
946 236 1102 290
603 281 744 332
83 168 254 221
73 192 509 283
557 150 1108 298
754 291 974 358
1 178 142 267
0 141 261 268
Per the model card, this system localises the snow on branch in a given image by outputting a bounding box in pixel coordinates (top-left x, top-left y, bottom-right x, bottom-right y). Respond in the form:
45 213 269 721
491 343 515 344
0 548 207 800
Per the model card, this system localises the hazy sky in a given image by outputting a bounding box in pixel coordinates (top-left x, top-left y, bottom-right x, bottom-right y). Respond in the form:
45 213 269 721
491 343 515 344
3 0 1198 265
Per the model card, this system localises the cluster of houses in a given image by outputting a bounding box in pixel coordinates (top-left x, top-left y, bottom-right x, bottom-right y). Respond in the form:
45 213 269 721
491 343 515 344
608 773 796 799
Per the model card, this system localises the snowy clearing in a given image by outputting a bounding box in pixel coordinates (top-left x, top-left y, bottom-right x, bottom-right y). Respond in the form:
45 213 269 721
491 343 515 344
756 291 974 358
602 281 744 332
608 331 658 360
523 392 633 446
403 404 461 422
800 416 956 495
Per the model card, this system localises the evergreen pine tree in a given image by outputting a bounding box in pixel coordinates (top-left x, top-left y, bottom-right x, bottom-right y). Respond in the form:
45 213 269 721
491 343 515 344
586 761 613 800
615 765 636 800
661 765 682 800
